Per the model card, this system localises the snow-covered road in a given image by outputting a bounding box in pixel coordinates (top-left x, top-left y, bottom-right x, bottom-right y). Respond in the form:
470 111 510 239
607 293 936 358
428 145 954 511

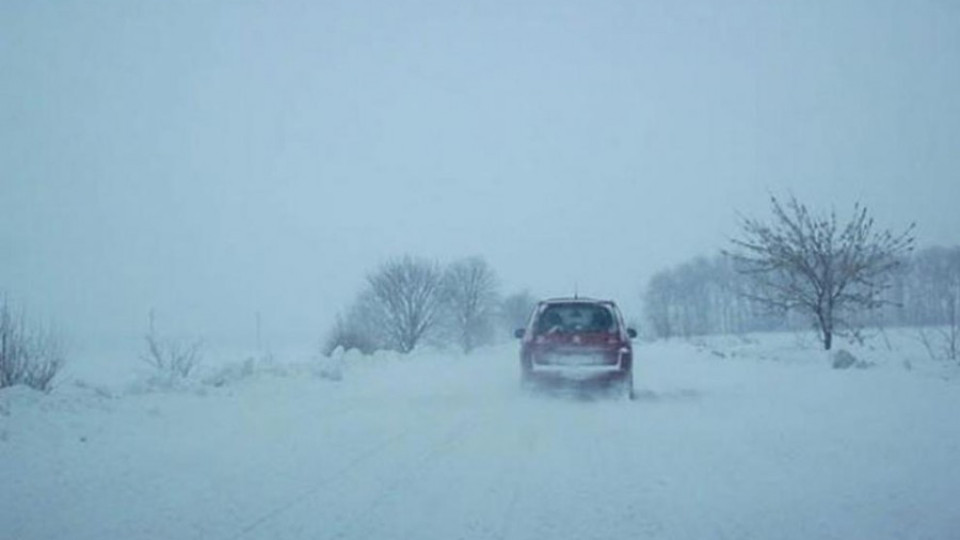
2 339 959 539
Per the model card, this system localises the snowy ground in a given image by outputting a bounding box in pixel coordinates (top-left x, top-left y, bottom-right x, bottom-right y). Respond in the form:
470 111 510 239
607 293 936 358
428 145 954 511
2 331 959 540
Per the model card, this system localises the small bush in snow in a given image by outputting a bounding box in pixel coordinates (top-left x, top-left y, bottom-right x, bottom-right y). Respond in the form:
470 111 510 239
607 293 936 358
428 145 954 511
917 327 959 364
140 325 203 380
0 299 64 392
203 357 256 387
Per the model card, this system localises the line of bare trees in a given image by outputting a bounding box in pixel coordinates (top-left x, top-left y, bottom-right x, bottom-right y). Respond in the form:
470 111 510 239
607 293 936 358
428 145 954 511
643 255 793 339
325 255 537 355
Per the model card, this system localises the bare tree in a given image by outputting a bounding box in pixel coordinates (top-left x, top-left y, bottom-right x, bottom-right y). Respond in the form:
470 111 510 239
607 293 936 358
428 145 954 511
0 298 64 392
366 256 444 353
726 195 914 350
441 256 500 353
323 299 382 356
500 290 537 336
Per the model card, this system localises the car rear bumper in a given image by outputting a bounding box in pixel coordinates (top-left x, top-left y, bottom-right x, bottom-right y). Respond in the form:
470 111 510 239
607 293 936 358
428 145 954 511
531 349 630 372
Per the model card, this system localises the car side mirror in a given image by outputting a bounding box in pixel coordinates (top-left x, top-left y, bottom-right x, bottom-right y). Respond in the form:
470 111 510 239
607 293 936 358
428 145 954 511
627 328 638 339
514 328 525 339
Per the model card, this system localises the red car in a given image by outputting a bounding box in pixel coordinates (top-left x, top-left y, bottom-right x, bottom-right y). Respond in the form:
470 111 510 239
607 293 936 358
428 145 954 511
515 297 637 399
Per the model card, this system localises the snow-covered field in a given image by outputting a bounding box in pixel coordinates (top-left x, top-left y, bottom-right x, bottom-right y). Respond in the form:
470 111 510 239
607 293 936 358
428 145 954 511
2 332 959 540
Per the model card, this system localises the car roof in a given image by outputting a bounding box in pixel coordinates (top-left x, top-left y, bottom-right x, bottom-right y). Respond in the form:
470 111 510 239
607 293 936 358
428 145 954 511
539 297 615 306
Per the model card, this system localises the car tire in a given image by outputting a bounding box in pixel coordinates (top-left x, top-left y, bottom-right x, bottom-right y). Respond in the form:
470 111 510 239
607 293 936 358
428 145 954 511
520 363 535 391
620 369 635 401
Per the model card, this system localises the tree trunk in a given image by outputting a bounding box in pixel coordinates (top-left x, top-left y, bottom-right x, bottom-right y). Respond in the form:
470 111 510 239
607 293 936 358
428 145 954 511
816 309 833 350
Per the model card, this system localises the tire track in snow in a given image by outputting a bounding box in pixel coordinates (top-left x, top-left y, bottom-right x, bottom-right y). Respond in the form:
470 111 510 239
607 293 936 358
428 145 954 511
332 402 542 540
326 414 481 540
222 353 525 540
491 416 538 540
222 406 485 540
222 425 415 540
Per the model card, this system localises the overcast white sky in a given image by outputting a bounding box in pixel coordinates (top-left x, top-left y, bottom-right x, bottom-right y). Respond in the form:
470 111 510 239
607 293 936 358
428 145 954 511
2 0 958 349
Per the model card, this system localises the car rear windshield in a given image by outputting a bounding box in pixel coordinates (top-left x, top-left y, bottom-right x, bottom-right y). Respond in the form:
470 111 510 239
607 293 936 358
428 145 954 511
535 303 617 334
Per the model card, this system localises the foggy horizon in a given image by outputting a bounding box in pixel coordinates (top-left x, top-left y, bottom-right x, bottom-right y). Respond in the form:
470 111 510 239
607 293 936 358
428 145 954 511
2 0 958 350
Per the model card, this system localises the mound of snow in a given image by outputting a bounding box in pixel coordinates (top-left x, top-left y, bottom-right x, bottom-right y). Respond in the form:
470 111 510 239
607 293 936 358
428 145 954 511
832 348 858 369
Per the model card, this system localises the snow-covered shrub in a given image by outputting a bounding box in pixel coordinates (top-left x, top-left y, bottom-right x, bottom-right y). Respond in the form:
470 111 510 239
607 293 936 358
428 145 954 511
317 346 345 381
917 326 959 364
203 357 256 387
141 331 203 380
323 312 379 356
0 299 64 392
